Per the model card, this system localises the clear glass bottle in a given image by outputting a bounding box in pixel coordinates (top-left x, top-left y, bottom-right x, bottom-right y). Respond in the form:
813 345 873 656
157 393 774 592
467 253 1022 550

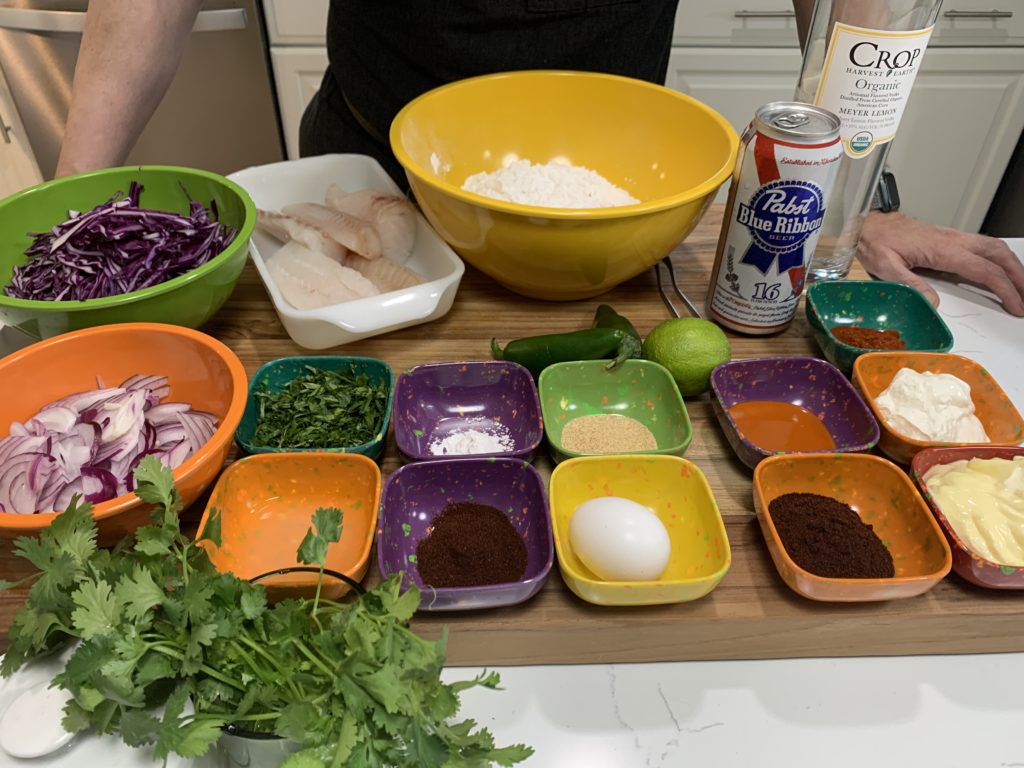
795 0 944 281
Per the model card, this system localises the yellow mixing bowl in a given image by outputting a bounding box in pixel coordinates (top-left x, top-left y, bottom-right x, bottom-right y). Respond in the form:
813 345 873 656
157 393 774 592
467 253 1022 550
390 70 738 301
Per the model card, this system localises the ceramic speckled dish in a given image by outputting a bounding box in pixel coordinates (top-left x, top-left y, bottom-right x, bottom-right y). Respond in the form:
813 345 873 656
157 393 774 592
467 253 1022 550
548 454 730 606
539 359 692 464
805 280 954 374
753 453 952 602
392 361 543 462
852 351 1024 465
376 457 553 611
0 166 254 340
710 356 879 469
911 445 1024 589
235 356 394 459
197 452 381 600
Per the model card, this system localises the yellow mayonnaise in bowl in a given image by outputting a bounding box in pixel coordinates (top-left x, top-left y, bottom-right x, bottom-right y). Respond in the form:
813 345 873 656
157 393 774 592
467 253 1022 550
390 70 738 301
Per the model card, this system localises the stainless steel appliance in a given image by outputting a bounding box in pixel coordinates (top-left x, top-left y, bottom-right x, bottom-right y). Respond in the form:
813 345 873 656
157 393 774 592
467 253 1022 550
0 0 284 179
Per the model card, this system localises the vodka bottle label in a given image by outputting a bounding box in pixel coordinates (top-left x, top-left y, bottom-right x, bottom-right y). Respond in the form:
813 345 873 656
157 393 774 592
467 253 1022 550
813 22 934 158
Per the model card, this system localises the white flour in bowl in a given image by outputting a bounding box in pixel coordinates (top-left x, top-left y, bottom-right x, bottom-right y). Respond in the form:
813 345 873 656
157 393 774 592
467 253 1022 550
462 159 639 208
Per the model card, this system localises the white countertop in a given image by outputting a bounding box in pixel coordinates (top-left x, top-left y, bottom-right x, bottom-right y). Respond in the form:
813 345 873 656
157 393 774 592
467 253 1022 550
442 239 1024 768
1 245 1021 768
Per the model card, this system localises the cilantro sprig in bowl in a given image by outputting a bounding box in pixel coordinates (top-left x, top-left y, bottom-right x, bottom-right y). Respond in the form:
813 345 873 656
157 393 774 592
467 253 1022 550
235 356 394 460
0 457 533 767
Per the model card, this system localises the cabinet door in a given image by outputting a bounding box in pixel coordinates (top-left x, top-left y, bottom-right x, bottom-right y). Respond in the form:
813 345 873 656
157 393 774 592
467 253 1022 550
270 47 330 161
667 48 803 203
667 47 1024 231
262 0 329 45
0 62 41 198
885 47 1024 231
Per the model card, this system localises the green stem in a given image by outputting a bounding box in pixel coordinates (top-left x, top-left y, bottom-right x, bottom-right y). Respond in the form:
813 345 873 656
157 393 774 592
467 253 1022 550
291 638 335 679
235 638 303 700
147 644 246 691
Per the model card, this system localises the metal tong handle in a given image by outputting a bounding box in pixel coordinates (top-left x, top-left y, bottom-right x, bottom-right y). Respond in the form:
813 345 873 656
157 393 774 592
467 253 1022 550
654 257 702 319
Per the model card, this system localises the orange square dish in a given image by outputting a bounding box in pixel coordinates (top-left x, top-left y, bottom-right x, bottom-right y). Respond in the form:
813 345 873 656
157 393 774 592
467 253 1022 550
753 453 951 602
852 351 1024 466
197 452 381 599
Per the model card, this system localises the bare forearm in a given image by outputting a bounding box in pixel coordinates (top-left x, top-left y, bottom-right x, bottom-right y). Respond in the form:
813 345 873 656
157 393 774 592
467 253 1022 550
55 0 203 177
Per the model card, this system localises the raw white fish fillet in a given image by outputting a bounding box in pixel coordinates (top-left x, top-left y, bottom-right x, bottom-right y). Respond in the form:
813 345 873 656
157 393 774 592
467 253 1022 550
257 209 348 262
342 253 423 292
266 241 379 310
283 202 383 260
325 185 417 261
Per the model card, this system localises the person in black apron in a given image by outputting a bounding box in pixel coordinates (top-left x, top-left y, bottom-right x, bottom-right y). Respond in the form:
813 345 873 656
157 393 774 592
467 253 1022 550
300 1 680 184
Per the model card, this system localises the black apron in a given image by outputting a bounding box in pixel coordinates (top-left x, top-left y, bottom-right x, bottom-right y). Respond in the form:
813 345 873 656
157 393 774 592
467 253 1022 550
299 0 680 184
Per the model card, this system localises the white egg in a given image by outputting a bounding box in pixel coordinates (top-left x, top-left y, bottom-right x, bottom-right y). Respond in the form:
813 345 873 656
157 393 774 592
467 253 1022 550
569 496 671 581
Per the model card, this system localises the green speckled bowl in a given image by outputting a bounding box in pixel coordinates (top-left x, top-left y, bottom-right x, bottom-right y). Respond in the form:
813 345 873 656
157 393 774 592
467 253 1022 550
235 356 394 459
538 359 692 464
0 166 255 339
805 280 954 374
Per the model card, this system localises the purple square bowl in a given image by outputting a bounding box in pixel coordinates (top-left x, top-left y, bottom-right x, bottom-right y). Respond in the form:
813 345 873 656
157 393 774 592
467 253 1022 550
710 356 880 470
393 361 544 462
376 457 554 611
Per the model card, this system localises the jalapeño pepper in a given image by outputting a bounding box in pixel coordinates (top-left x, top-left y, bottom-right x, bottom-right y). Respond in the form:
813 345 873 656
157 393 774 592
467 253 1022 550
593 304 642 370
491 328 626 377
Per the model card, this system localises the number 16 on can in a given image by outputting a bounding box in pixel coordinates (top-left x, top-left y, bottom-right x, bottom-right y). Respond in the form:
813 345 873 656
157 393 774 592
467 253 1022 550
706 101 842 335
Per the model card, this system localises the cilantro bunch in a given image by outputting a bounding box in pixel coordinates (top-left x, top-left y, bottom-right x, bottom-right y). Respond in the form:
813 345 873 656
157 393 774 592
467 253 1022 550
0 457 532 767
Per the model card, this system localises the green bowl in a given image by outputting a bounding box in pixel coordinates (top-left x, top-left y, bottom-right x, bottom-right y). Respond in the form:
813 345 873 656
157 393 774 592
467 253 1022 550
538 359 692 464
805 280 954 375
236 356 395 459
0 165 256 339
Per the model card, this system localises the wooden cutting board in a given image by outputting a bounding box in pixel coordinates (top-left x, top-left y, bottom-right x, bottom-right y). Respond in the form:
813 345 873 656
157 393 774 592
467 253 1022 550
3 206 1021 666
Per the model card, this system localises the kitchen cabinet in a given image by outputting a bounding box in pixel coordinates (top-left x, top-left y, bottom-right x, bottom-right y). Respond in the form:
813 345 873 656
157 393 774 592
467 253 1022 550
668 46 1024 232
269 47 329 161
262 0 1023 232
0 63 41 199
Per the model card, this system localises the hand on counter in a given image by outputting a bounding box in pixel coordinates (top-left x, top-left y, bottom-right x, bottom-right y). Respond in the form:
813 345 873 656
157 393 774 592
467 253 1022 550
856 211 1024 317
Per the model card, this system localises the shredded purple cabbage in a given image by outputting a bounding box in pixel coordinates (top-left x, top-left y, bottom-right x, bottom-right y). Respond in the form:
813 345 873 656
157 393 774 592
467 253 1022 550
5 182 237 302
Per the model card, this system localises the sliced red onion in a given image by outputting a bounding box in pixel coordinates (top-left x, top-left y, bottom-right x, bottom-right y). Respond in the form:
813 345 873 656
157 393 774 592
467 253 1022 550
1 375 218 514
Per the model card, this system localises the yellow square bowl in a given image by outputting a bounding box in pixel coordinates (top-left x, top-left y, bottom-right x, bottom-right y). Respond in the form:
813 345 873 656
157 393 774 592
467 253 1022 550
196 452 381 600
548 454 730 606
752 453 952 602
852 351 1024 466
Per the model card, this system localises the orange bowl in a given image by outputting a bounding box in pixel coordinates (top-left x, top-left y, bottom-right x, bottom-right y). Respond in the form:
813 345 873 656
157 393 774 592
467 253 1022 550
753 453 951 602
196 452 381 599
0 323 247 542
852 351 1024 466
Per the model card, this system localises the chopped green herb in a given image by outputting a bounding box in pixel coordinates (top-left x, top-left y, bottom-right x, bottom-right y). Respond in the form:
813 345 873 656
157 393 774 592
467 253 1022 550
1 457 532 767
252 366 389 449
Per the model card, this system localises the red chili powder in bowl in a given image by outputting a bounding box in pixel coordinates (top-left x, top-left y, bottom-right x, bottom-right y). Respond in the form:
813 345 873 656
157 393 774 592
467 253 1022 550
831 325 906 350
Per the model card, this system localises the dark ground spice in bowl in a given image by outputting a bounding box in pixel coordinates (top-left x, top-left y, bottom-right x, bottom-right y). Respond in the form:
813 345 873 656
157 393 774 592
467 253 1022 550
768 492 894 579
831 325 906 350
416 502 528 588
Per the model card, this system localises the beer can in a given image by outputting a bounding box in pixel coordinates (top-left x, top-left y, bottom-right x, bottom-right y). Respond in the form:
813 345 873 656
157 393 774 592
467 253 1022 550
707 101 843 335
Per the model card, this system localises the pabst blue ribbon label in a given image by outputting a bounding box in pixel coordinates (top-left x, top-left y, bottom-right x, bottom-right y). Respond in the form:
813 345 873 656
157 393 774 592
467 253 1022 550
709 128 842 332
737 180 826 275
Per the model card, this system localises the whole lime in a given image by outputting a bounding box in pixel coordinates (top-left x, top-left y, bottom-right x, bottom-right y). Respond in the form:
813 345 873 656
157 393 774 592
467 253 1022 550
642 318 731 396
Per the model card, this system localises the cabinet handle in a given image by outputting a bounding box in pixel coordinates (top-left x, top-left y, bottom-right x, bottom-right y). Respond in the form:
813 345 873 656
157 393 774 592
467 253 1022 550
0 112 10 145
734 9 796 18
943 9 1013 19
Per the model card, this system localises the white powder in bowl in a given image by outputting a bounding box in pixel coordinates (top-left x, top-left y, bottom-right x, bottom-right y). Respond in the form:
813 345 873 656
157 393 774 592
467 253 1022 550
462 159 639 209
428 422 516 456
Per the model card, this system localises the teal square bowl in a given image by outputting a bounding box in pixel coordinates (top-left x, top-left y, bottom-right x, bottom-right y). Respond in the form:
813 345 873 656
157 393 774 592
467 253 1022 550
538 359 692 464
235 356 394 458
805 280 954 374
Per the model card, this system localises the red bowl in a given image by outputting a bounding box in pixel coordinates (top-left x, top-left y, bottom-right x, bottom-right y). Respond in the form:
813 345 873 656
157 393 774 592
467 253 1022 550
911 445 1024 589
